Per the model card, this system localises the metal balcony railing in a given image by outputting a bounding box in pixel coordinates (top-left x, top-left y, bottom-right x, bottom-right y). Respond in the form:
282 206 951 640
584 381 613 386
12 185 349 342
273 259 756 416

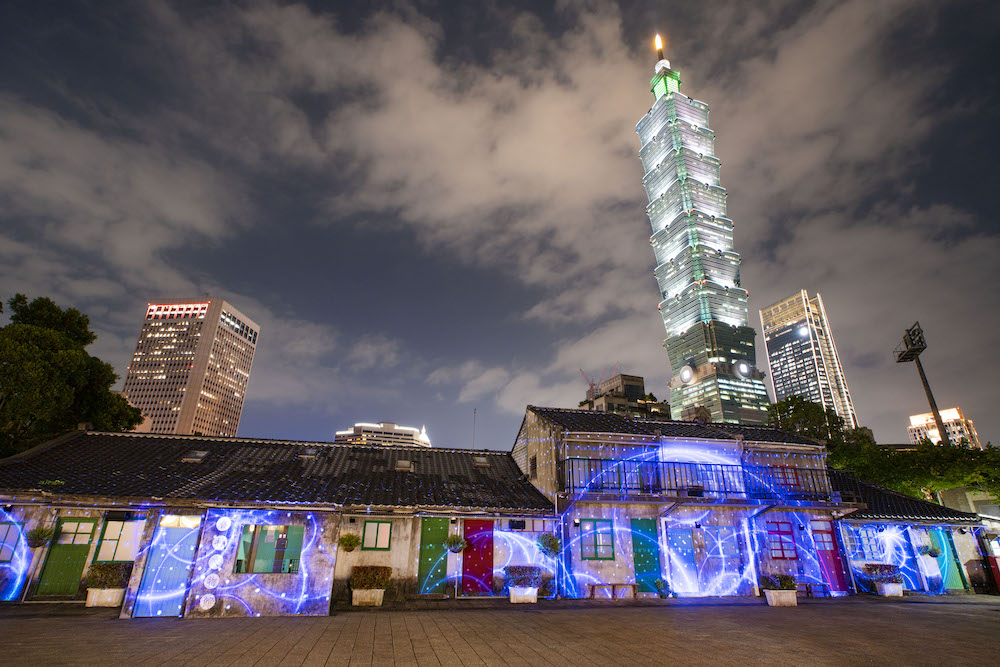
559 459 832 501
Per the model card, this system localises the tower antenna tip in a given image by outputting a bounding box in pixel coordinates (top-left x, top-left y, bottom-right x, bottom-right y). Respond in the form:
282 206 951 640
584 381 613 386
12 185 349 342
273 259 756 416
654 34 665 62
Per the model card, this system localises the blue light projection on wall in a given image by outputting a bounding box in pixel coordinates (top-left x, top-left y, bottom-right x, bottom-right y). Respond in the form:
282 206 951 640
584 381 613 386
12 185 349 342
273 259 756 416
133 515 202 617
554 441 843 599
0 508 30 601
185 509 332 617
840 522 960 595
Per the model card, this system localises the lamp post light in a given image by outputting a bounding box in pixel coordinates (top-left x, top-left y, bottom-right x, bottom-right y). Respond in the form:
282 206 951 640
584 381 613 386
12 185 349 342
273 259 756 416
894 322 950 446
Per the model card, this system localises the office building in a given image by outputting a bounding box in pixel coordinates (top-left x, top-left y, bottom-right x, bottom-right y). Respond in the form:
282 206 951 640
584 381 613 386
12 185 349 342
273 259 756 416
908 407 982 448
760 290 859 428
578 373 671 420
122 298 259 437
334 422 432 447
635 41 770 423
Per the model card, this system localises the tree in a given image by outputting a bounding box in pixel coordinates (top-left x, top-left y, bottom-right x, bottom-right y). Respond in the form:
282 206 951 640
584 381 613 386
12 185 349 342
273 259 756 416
772 396 1000 501
0 294 142 456
767 395 845 442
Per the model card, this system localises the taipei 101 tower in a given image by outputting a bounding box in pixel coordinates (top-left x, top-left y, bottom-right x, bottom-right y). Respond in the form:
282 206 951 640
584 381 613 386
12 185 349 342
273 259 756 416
636 35 769 424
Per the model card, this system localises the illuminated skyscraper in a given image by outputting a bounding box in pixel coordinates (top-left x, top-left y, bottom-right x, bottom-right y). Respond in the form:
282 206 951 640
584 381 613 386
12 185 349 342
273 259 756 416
333 422 432 447
635 37 769 423
122 298 259 437
908 407 981 449
760 290 859 428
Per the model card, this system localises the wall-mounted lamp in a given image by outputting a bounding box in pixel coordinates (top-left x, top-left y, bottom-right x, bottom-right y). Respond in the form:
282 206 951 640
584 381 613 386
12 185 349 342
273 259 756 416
450 518 457 524
573 518 580 527
348 517 356 523
694 523 701 529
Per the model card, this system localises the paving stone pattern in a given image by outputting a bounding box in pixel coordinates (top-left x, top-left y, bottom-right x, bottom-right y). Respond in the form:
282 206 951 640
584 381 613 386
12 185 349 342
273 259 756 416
2 597 999 666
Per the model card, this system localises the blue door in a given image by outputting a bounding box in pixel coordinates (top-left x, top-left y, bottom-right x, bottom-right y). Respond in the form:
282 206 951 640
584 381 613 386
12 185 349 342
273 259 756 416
134 516 202 617
667 528 698 595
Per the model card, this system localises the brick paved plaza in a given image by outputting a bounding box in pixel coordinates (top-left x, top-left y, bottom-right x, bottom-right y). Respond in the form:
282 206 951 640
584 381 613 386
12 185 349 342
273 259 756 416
2 597 999 666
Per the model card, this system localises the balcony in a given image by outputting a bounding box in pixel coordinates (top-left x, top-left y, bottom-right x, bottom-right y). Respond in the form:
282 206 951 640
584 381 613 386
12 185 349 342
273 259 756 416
559 458 832 502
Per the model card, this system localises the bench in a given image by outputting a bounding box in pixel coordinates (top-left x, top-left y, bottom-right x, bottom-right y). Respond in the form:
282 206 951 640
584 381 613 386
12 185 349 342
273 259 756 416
795 582 831 598
588 583 639 599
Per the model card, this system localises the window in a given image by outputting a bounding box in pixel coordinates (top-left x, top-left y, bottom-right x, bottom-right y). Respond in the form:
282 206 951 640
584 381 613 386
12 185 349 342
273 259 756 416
235 525 304 574
848 526 883 560
473 455 491 468
95 520 145 562
57 521 95 545
766 521 797 560
529 456 538 480
810 520 835 551
773 467 801 490
580 519 614 560
0 523 21 562
362 521 392 550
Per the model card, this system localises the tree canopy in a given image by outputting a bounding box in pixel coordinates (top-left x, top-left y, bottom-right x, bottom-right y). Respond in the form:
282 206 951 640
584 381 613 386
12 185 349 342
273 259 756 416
768 396 1000 500
0 294 142 456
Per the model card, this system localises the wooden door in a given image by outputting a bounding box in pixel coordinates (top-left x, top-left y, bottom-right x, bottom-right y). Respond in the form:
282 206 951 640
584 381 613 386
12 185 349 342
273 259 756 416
134 516 202 617
461 519 493 595
417 518 449 594
809 519 848 593
667 528 698 595
36 519 96 596
630 519 661 593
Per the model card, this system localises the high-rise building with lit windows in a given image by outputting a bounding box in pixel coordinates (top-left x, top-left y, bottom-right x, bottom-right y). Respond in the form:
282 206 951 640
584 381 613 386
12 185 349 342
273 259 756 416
908 407 981 449
760 290 859 429
122 298 259 437
333 422 432 447
635 39 770 423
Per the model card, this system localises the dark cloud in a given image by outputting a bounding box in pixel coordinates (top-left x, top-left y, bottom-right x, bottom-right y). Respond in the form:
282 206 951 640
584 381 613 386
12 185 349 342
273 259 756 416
0 1 996 447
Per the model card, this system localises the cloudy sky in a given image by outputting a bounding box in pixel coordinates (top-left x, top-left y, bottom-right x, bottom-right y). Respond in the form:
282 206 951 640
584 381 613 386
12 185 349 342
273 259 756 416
2 1 998 449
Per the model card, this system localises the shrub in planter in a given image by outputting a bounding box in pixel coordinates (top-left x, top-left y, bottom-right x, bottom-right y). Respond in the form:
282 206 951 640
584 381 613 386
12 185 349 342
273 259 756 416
654 578 675 599
536 533 561 558
25 526 55 549
504 565 543 603
350 565 393 606
83 562 133 607
759 574 797 607
863 563 903 597
445 534 467 553
338 533 361 552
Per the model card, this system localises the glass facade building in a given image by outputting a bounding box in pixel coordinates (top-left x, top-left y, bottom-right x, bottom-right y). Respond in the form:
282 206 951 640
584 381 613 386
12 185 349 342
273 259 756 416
635 56 769 423
759 290 858 428
122 298 259 437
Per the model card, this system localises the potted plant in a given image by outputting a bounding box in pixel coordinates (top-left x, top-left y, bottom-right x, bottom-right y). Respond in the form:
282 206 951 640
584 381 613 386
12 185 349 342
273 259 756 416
84 562 133 607
760 574 798 606
918 545 941 558
864 564 903 597
503 565 543 603
445 534 467 553
654 578 675 599
338 533 361 553
350 565 392 606
536 533 561 558
24 526 55 549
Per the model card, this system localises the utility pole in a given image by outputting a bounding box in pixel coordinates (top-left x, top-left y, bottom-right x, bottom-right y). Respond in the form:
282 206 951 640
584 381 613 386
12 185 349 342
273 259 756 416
472 408 477 449
894 322 950 446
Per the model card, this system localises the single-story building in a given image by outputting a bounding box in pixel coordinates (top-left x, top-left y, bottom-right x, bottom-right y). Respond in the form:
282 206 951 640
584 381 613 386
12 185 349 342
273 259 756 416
0 430 555 617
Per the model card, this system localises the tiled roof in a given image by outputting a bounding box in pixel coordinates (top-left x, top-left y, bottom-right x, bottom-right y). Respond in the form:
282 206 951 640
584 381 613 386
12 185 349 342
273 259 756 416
0 432 553 513
527 406 819 446
829 470 981 523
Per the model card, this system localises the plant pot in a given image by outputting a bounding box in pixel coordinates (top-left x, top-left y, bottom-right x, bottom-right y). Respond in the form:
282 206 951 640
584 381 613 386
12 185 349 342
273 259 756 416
341 545 356 552
876 582 903 597
763 589 798 607
86 588 126 607
509 587 538 604
352 588 385 606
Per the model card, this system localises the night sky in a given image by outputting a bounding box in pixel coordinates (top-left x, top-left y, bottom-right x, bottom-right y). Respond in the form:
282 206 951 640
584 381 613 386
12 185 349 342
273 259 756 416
2 1 998 450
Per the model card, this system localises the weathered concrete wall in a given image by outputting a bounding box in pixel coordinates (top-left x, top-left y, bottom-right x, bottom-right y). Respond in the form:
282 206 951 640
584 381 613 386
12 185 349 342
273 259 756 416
332 515 417 601
511 413 561 500
184 508 340 618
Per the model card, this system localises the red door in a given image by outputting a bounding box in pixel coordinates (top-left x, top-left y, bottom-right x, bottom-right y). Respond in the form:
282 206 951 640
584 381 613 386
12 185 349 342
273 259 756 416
462 519 494 594
811 519 848 593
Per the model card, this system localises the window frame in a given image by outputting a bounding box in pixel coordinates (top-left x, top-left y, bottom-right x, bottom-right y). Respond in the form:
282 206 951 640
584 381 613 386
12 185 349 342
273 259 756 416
766 520 798 560
234 524 305 574
362 520 393 551
580 519 615 561
0 522 22 563
93 519 146 563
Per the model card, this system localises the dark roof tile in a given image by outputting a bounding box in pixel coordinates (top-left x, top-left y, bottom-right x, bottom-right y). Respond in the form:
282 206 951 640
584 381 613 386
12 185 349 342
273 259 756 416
0 432 553 512
829 470 980 523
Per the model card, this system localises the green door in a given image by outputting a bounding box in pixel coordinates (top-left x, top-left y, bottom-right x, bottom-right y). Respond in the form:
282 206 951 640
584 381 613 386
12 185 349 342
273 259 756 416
36 519 97 596
930 529 966 590
631 518 662 593
417 518 450 594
